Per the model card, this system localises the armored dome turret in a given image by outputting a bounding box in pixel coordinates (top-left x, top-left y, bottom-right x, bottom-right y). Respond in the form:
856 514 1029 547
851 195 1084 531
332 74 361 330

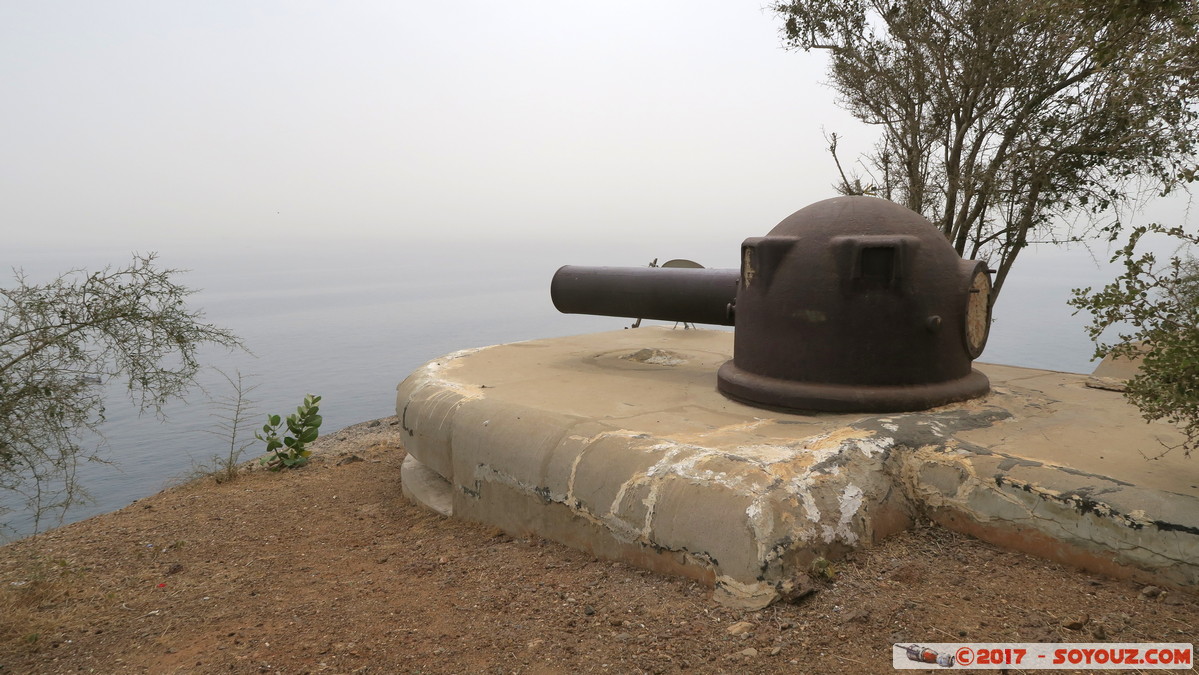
715 196 991 412
554 196 993 413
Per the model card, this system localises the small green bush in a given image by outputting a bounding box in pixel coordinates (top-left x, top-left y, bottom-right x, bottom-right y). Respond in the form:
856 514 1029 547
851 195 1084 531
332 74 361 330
256 394 322 470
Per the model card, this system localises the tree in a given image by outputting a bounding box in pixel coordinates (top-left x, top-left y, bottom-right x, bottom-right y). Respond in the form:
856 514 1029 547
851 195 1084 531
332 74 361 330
773 0 1199 300
0 254 242 531
1070 226 1199 457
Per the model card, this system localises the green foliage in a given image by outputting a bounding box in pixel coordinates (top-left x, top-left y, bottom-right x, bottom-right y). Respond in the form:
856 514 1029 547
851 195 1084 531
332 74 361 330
0 253 242 532
256 394 322 470
1070 225 1199 457
773 0 1199 301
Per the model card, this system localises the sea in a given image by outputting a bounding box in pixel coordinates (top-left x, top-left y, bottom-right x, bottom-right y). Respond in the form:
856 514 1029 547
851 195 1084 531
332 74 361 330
0 234 1130 541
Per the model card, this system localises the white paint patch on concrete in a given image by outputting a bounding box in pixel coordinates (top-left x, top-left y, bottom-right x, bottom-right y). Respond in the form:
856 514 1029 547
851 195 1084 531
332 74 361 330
644 442 709 477
834 483 865 545
914 418 948 437
745 498 775 557
853 436 895 458
407 346 494 400
800 482 822 524
732 443 805 464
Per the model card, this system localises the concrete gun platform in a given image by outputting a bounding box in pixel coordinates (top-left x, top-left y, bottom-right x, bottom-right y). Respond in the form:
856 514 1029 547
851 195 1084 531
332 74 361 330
396 327 1199 608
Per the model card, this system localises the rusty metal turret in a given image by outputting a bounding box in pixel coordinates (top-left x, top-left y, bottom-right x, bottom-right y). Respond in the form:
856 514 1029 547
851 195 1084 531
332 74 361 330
551 196 993 413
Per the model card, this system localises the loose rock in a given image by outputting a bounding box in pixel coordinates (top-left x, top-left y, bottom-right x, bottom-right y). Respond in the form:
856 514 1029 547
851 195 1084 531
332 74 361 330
1062 614 1090 631
726 621 755 636
842 608 870 624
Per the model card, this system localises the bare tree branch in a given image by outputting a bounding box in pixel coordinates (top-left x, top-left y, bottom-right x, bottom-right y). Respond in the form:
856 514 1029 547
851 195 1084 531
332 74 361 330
774 0 1199 301
1 254 243 532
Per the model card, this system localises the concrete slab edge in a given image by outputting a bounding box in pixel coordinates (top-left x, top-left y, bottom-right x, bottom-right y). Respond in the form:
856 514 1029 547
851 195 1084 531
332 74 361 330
897 448 1199 590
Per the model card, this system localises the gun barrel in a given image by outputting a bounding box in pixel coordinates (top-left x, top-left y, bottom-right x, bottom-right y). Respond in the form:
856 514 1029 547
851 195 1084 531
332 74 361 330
551 265 738 326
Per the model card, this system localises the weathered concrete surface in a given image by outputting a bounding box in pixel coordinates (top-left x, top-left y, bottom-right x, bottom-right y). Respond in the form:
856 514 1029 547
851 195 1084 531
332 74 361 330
1087 342 1149 391
396 328 1199 608
399 454 454 517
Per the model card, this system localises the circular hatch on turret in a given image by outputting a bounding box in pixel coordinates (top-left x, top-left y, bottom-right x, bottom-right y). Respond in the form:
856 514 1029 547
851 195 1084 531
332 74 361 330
964 266 992 359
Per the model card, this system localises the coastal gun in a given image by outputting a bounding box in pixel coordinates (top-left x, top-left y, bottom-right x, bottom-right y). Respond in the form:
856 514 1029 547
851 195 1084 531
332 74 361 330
550 196 994 413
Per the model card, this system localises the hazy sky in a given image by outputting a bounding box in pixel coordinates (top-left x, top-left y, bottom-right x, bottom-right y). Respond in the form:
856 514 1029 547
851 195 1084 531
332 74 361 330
2 1 871 249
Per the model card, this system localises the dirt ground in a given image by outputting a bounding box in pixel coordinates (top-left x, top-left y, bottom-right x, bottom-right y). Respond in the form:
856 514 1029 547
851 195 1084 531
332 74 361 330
1 417 1196 674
